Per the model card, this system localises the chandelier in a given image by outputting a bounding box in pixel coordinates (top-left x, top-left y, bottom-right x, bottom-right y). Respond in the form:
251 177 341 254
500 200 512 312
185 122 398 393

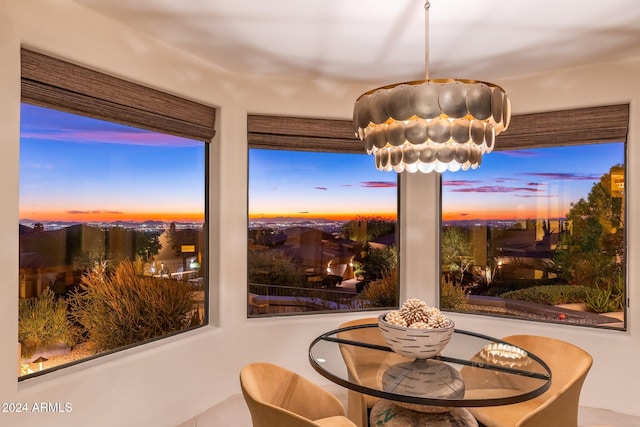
353 1 511 173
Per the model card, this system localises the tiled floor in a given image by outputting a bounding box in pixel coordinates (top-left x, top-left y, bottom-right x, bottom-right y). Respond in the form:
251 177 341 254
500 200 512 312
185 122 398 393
177 385 640 427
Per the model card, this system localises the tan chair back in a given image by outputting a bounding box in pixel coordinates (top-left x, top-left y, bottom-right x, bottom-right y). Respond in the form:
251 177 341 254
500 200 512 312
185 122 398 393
468 335 593 427
338 318 386 427
240 362 356 427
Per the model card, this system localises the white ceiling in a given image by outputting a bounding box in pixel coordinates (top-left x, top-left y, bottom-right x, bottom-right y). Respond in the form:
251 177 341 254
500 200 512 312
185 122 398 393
73 0 640 84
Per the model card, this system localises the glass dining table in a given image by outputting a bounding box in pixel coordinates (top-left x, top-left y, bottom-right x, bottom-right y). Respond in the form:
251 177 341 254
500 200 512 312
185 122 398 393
309 323 551 427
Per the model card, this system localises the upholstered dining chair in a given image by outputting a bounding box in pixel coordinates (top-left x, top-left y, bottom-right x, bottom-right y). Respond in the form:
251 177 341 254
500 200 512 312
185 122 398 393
240 362 357 427
337 318 388 427
466 335 593 427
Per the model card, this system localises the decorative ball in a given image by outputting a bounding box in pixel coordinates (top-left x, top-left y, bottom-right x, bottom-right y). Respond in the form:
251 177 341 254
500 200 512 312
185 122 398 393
379 298 454 359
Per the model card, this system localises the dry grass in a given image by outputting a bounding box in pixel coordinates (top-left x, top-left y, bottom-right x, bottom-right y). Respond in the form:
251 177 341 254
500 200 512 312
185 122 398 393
359 267 398 308
70 260 198 353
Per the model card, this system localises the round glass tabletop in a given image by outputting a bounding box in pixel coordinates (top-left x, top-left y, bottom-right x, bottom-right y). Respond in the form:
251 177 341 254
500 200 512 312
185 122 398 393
309 323 551 408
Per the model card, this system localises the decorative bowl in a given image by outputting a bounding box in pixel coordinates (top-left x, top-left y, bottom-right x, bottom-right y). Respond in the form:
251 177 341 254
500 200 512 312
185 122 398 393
478 342 531 368
378 313 455 359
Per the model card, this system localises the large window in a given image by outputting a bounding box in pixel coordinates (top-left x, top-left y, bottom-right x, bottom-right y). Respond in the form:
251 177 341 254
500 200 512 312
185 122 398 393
440 105 628 330
247 116 399 316
18 50 215 378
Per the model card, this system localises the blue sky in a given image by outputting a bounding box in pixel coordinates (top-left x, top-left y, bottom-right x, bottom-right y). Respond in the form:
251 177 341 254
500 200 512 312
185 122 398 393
20 103 623 224
19 103 205 222
248 149 398 220
442 142 624 220
249 142 624 222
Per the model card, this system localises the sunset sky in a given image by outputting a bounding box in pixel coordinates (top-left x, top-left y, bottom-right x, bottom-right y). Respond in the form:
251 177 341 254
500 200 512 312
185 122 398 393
250 143 623 223
249 149 397 220
19 103 205 223
20 103 623 225
442 142 624 221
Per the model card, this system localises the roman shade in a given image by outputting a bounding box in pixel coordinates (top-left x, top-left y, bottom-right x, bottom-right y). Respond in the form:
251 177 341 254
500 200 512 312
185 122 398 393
248 115 360 153
248 104 629 153
21 48 216 142
496 104 629 150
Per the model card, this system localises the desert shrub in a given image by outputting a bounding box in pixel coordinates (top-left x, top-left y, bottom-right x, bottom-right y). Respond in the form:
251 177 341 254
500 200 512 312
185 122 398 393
359 246 398 280
500 285 588 306
585 276 625 313
358 267 398 308
247 249 304 287
608 275 626 312
441 227 474 283
478 278 560 297
585 286 614 313
440 276 469 310
19 289 77 358
70 260 198 352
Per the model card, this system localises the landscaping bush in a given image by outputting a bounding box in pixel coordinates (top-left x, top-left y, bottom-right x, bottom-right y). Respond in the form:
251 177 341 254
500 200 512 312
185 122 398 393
585 276 625 313
440 276 469 310
477 278 560 297
585 286 614 313
19 289 77 358
500 285 588 306
247 249 304 287
358 267 397 308
608 275 626 312
357 246 398 280
70 260 198 352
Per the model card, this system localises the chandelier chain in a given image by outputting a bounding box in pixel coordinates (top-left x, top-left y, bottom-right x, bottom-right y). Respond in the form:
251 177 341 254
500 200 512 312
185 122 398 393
424 1 430 80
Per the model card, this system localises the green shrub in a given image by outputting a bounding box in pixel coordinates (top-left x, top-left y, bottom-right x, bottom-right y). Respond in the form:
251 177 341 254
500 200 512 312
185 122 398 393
585 276 625 313
247 249 304 287
608 275 626 312
358 268 397 308
440 276 469 310
480 278 560 297
19 289 77 358
70 260 198 352
585 286 614 313
359 246 398 280
500 285 588 306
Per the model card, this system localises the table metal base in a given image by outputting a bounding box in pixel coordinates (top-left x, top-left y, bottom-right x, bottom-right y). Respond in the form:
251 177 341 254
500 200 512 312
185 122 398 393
370 399 478 427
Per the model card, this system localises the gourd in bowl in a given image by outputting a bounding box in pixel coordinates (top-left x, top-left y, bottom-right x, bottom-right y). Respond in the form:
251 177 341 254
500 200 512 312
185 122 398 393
378 298 454 359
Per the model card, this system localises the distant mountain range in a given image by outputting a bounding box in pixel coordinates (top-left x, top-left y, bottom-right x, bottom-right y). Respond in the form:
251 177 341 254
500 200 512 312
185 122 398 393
442 218 565 228
20 219 82 227
249 216 335 224
19 219 200 228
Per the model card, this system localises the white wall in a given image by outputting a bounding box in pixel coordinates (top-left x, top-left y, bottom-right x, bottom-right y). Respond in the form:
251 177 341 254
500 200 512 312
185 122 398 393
0 1 638 426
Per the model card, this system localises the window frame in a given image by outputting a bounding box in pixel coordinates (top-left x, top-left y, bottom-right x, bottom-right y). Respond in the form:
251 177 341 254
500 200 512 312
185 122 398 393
439 104 630 330
247 114 401 317
19 49 215 378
